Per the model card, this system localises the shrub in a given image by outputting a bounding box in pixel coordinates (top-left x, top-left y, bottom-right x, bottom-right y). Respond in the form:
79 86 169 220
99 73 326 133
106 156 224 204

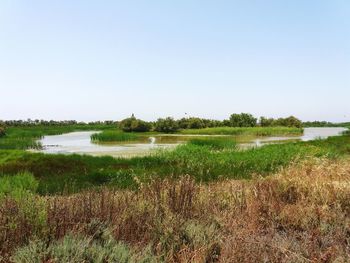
155 117 179 133
12 233 158 263
0 126 5 137
229 113 257 127
119 114 152 132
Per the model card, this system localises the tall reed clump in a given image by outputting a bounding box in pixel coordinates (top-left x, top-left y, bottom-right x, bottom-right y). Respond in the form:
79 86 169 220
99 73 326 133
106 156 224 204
91 130 139 142
187 137 237 150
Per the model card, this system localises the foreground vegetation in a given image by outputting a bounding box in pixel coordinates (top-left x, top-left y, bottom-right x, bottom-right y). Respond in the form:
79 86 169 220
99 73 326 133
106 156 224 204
1 158 350 262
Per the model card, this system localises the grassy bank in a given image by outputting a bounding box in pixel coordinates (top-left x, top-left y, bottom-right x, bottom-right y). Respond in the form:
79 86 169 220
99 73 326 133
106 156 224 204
0 134 349 194
179 126 303 136
1 159 350 261
0 124 114 150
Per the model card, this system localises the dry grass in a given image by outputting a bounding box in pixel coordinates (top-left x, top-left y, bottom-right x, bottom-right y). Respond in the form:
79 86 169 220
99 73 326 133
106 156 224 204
1 159 350 262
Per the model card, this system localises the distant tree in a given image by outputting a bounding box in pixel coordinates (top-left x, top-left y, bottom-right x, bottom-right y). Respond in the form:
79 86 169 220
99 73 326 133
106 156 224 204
222 119 231 127
262 116 303 128
282 116 302 128
155 117 179 133
119 115 152 132
229 113 257 127
0 123 6 137
259 117 274 127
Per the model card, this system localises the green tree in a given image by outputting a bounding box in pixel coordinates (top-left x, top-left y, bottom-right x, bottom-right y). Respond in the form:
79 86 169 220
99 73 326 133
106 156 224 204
229 113 257 127
155 117 179 133
119 115 152 132
0 122 5 137
259 117 274 127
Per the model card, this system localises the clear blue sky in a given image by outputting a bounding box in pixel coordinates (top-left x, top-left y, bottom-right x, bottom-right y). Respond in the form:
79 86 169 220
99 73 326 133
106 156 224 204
0 1 349 122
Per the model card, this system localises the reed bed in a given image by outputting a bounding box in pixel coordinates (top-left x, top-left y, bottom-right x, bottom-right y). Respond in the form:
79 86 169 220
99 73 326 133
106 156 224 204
91 130 140 142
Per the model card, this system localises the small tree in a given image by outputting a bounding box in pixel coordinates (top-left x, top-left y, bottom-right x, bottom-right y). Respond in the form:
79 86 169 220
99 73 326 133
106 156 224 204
119 115 151 132
155 117 179 133
229 113 257 127
259 117 274 127
0 127 5 137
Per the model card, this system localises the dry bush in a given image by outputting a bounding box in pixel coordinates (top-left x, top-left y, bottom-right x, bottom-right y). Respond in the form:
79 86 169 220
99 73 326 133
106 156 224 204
1 159 350 262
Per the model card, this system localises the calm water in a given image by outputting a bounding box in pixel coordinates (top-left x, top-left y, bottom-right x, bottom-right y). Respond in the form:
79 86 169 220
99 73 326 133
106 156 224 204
32 127 347 157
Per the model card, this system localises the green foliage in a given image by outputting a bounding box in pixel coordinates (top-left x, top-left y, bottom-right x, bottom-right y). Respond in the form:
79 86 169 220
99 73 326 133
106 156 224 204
180 126 303 136
155 117 179 133
178 117 205 129
0 172 47 238
0 124 115 150
229 113 257 127
119 115 152 132
0 126 5 137
260 116 303 128
188 137 237 150
91 130 139 142
0 172 38 198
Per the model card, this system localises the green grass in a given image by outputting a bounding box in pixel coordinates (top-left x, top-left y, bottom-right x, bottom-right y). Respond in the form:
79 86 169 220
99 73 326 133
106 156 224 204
0 124 114 150
187 137 237 150
0 133 349 194
179 126 303 136
91 130 140 142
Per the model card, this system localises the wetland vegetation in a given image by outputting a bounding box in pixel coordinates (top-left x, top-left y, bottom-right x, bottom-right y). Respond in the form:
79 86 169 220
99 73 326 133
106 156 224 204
0 115 349 262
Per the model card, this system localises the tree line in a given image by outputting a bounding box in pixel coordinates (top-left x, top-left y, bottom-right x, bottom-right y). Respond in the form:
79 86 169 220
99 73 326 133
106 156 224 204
0 113 303 134
119 113 303 133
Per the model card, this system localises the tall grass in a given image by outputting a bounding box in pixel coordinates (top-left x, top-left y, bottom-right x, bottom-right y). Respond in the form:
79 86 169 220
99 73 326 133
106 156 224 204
91 130 139 142
2 159 350 261
179 126 303 136
187 137 237 150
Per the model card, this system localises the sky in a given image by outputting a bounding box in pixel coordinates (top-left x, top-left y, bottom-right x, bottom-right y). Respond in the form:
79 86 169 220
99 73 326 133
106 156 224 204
0 0 349 122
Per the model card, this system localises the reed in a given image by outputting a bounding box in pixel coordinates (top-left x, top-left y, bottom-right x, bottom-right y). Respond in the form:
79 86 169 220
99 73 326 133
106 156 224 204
91 130 139 142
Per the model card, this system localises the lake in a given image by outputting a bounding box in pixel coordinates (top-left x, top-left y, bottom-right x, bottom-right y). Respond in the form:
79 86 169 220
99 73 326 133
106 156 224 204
32 127 347 157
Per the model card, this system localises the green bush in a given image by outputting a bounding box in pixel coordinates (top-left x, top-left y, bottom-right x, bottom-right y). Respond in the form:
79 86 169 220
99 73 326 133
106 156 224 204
119 115 152 132
229 113 257 127
155 117 179 133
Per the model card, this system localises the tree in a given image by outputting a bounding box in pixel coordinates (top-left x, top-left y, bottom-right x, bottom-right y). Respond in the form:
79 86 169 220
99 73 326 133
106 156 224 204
282 116 302 128
119 115 151 132
259 117 274 127
229 113 257 127
155 117 179 133
0 123 5 137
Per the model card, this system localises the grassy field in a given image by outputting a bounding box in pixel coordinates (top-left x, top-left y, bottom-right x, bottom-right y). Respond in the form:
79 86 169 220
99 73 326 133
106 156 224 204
0 126 349 261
